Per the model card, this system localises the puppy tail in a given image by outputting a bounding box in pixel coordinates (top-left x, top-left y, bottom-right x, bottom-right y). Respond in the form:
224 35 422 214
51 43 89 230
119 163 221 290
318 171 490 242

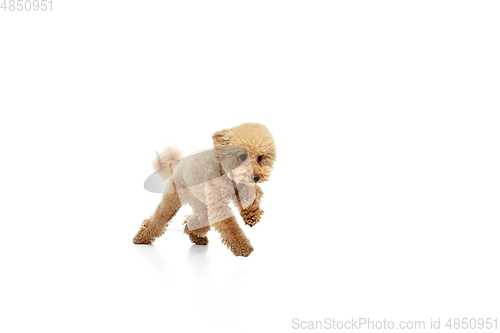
152 146 183 180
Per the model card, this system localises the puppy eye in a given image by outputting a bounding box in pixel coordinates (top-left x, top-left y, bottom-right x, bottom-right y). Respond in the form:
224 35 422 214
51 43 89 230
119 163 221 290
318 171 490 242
258 156 263 162
239 154 247 161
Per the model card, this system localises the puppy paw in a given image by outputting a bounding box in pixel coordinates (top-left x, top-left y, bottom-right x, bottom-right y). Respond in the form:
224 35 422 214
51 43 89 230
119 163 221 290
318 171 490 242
188 234 209 245
133 234 153 244
133 224 154 244
241 207 264 227
231 244 254 257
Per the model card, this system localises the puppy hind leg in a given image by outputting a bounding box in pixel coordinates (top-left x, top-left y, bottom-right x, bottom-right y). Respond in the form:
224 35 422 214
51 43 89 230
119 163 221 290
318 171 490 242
183 200 211 245
184 222 210 245
133 192 181 244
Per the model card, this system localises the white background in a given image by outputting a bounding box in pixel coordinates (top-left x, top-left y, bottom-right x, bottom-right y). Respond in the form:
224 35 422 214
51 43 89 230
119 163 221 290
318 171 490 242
1 1 499 332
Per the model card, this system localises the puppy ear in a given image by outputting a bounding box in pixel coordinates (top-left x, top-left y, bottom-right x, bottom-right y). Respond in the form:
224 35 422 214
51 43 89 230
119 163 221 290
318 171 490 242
212 129 231 146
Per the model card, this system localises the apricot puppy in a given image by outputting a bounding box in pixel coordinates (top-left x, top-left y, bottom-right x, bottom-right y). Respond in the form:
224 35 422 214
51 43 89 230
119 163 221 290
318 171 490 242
133 123 276 257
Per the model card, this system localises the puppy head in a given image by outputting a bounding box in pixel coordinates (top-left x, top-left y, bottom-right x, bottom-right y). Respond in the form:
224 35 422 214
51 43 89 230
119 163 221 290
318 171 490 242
213 123 276 184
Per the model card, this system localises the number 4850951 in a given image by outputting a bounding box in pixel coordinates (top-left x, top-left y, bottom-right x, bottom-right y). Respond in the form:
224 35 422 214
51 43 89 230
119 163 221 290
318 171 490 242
1 0 53 11
445 318 498 330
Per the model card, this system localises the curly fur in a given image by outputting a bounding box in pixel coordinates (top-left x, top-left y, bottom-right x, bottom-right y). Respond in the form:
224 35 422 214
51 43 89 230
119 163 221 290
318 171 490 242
133 123 276 257
152 146 183 180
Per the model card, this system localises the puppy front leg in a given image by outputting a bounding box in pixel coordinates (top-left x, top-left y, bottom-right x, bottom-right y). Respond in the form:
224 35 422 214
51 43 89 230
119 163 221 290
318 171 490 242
205 183 253 257
239 184 264 227
213 216 253 257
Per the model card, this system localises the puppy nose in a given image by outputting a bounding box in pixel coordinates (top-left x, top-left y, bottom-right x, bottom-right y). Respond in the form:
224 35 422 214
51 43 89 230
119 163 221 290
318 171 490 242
251 174 260 182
